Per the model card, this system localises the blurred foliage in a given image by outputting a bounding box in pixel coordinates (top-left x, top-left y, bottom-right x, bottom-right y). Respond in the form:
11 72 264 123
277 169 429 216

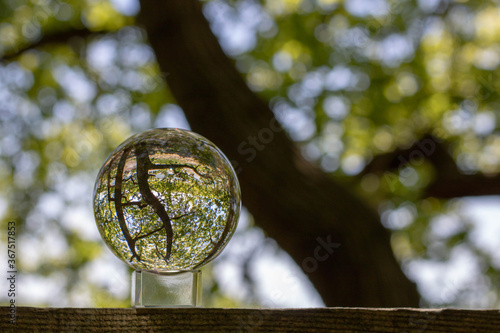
1 0 500 308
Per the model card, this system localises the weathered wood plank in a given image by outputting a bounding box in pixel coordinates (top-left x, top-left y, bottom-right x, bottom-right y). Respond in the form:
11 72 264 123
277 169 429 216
1 307 500 332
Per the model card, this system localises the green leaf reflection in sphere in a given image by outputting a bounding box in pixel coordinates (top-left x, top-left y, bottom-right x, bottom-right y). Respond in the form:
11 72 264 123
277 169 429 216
93 128 241 272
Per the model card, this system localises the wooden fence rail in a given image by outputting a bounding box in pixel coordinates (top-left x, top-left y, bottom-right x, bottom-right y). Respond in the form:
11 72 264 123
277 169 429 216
1 307 500 332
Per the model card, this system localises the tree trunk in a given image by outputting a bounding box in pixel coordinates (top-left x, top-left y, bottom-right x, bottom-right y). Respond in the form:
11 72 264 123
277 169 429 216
137 0 420 307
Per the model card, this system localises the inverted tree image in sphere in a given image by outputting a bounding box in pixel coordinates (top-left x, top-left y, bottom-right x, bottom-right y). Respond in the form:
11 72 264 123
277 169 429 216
93 128 241 272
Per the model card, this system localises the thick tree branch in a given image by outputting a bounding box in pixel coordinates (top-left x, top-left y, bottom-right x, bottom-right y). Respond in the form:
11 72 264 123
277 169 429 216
137 0 420 307
362 134 500 198
426 174 500 198
113 146 140 261
135 142 174 262
361 135 459 178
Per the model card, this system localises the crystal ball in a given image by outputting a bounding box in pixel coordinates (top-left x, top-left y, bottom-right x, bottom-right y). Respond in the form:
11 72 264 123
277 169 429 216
93 128 241 272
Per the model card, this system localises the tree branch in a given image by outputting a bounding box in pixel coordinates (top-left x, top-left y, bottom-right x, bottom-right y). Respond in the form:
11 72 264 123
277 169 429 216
113 146 140 261
134 225 164 242
426 173 500 198
149 163 210 178
361 135 459 178
135 142 174 262
362 134 500 198
1 26 108 61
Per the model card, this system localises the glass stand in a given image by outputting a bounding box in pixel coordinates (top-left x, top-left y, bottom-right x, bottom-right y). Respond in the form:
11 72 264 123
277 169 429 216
132 270 202 307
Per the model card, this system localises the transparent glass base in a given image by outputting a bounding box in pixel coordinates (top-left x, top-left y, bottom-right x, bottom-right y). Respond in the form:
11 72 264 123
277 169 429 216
132 270 202 307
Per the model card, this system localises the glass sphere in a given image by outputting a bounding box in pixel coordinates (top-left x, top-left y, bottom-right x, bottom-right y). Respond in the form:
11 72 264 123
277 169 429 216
93 128 241 272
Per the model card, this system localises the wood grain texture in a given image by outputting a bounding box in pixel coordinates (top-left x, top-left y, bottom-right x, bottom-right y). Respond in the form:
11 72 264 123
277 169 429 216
2 307 500 332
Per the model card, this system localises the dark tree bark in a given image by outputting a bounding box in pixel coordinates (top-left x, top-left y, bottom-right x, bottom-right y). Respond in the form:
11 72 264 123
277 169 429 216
137 0 420 307
112 145 141 261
